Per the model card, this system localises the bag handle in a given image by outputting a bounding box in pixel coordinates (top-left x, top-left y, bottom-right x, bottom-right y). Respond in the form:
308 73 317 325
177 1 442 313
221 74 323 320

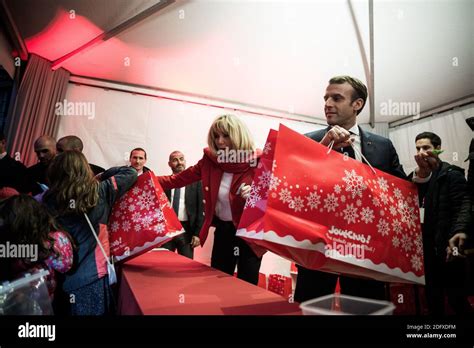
83 213 117 285
327 140 377 175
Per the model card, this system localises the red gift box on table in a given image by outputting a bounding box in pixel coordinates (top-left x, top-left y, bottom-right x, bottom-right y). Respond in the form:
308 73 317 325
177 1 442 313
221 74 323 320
237 124 425 285
108 171 184 262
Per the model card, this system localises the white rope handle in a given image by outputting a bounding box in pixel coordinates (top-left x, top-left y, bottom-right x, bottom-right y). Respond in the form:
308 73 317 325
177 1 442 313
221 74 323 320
350 142 377 175
327 140 335 154
84 213 113 267
325 139 377 176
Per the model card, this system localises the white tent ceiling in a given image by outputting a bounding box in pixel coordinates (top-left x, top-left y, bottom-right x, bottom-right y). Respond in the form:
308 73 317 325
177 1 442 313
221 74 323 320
4 0 474 124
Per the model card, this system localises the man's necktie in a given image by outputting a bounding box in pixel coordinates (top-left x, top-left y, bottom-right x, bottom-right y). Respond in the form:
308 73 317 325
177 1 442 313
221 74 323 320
341 144 356 159
172 188 180 215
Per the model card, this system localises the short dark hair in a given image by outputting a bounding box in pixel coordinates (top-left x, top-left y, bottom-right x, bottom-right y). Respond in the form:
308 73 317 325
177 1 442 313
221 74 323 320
130 147 147 159
329 76 368 115
415 132 442 148
57 135 84 152
0 132 5 142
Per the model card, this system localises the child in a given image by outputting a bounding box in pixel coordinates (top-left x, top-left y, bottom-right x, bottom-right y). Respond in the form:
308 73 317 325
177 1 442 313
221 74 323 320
0 194 73 304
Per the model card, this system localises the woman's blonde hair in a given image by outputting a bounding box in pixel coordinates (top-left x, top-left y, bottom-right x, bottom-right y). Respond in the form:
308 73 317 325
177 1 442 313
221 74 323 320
207 114 255 154
45 151 99 214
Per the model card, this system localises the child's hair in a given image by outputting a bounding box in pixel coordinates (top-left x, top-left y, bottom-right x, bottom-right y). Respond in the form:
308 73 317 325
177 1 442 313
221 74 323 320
45 151 99 214
207 114 255 154
0 194 68 263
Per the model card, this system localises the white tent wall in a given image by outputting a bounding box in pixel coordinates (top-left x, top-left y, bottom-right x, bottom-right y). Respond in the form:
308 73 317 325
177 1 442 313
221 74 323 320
57 80 324 276
389 104 474 176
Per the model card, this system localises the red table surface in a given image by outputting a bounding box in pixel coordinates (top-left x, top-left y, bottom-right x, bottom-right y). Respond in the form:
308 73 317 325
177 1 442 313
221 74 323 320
118 250 302 315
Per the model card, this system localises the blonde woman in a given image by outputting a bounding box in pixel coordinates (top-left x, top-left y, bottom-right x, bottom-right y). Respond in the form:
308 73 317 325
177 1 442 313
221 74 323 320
158 114 262 285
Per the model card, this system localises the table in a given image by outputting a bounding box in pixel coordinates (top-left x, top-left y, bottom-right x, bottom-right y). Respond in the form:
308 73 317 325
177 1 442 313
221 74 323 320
118 250 302 315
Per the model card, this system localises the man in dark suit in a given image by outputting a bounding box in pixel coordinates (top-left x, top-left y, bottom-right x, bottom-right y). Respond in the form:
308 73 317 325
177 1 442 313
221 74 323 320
294 75 431 302
27 135 57 195
162 151 204 259
0 132 29 193
56 135 105 175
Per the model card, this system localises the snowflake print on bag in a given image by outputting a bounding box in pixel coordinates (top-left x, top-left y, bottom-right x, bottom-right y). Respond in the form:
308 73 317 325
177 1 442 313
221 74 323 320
269 174 281 191
392 219 403 234
377 177 389 192
245 189 261 208
342 203 358 224
279 188 292 203
400 234 413 252
360 207 375 224
324 193 339 212
377 219 389 236
111 221 120 232
258 171 272 188
137 190 155 210
411 254 423 271
141 214 154 228
122 221 131 232
155 223 165 234
392 236 400 248
289 196 304 212
132 212 141 223
379 192 389 205
306 191 321 210
342 169 367 199
398 199 417 229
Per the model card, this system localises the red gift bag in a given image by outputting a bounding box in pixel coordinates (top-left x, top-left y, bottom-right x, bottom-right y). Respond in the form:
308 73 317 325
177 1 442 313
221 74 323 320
108 171 184 262
268 274 293 298
237 124 425 285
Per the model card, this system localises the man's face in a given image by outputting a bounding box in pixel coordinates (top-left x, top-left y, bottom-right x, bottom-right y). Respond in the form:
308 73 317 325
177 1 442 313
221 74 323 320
324 83 361 129
168 152 186 174
130 150 147 172
34 141 56 165
415 138 439 154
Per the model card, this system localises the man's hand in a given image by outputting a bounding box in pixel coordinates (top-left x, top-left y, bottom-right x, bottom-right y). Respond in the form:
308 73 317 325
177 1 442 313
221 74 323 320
414 151 439 178
446 232 468 261
320 126 353 150
191 236 201 248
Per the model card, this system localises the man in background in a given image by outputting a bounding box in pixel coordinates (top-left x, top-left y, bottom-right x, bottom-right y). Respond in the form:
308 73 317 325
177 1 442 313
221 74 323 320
0 132 29 193
56 135 105 175
411 131 472 314
129 147 150 176
162 151 204 259
27 135 56 195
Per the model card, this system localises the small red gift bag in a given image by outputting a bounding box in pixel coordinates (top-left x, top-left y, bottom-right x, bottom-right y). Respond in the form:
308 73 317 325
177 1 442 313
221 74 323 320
268 274 292 298
108 171 184 262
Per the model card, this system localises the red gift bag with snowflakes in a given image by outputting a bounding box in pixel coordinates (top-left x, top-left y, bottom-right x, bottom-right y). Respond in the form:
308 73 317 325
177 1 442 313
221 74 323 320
237 124 424 285
108 171 185 262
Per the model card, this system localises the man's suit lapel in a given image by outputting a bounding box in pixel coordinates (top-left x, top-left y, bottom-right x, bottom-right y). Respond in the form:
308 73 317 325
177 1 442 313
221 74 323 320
185 183 193 208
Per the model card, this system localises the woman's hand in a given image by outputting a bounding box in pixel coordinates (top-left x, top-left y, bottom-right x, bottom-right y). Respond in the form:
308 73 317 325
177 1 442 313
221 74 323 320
239 184 251 200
